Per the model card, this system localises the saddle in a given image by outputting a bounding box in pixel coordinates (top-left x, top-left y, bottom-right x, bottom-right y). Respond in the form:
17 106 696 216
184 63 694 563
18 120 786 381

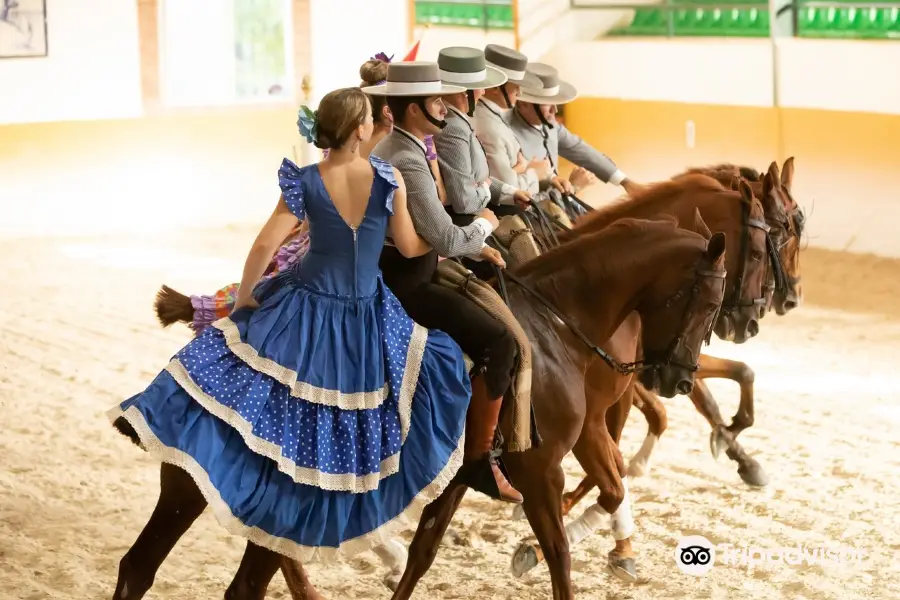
431 197 585 452
433 258 537 453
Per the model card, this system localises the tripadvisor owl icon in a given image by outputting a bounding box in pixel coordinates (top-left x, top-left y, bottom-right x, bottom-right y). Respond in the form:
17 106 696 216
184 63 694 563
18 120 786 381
676 535 716 576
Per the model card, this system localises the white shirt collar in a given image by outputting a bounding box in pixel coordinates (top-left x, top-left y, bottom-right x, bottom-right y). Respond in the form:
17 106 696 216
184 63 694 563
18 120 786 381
394 125 426 152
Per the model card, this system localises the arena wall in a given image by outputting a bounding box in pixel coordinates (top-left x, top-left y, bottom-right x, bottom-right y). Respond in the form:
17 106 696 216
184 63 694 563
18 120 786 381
0 0 144 125
545 38 900 257
2 3 898 258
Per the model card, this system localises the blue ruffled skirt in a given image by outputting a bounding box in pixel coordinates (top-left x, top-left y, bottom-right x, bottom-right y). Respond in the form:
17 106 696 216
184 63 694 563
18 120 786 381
109 273 472 561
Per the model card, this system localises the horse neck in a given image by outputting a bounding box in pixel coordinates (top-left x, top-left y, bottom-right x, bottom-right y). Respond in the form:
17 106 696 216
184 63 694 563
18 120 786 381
566 193 683 239
515 230 693 362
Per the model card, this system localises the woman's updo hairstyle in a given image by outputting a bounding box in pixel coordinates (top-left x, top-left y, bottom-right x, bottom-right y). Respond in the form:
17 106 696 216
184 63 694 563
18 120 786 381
359 59 391 127
313 87 369 150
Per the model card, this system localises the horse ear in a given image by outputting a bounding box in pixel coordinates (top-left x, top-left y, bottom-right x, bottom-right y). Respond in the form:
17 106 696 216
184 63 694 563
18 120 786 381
706 231 726 265
767 161 781 188
762 169 775 199
738 178 754 202
781 156 795 191
691 207 712 239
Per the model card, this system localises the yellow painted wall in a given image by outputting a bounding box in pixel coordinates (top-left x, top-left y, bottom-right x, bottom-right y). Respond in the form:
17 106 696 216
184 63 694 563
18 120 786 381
562 98 900 257
0 108 304 237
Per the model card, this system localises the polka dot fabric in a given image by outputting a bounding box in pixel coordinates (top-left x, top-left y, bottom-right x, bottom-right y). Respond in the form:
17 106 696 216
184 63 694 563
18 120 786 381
108 155 472 559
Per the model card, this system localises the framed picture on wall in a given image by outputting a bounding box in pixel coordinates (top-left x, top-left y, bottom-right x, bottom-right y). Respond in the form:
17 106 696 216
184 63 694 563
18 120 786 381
0 0 48 59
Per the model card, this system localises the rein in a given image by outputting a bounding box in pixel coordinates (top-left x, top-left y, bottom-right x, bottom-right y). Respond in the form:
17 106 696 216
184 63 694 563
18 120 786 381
487 257 726 376
483 196 728 375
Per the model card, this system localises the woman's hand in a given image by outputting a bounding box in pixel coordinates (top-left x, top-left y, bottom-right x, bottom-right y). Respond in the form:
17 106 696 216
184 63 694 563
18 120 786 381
232 296 260 313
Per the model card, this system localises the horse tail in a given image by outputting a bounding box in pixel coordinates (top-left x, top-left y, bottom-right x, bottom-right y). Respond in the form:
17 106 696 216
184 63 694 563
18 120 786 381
154 285 194 327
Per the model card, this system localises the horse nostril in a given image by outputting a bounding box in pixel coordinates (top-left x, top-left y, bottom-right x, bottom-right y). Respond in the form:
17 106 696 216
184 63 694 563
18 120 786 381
784 300 797 310
676 379 693 395
746 319 759 337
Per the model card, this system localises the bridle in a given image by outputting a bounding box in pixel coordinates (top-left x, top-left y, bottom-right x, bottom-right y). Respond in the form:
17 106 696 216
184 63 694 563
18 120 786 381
720 198 779 320
477 202 728 375
761 188 804 306
481 251 725 376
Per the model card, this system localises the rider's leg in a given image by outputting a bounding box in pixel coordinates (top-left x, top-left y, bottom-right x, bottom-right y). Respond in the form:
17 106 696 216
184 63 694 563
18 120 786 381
394 282 522 504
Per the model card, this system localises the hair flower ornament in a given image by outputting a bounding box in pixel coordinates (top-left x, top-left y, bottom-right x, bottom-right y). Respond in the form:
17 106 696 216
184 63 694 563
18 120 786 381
296 105 318 144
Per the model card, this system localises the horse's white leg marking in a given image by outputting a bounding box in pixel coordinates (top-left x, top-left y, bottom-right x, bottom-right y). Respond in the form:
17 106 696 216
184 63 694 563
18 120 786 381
372 539 408 572
564 504 607 547
609 476 635 541
627 433 658 477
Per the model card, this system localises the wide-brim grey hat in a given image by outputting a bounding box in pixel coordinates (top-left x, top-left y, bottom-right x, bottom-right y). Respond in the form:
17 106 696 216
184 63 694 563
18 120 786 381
437 46 508 90
517 62 578 105
361 61 465 96
483 44 543 89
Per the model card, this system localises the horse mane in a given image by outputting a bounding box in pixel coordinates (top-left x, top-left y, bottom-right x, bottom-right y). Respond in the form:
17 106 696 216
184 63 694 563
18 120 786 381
571 174 726 235
516 217 705 284
680 163 762 183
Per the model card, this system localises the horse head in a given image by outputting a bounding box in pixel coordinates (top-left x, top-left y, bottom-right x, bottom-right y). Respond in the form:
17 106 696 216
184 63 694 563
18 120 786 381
762 158 804 315
631 212 727 397
704 178 769 344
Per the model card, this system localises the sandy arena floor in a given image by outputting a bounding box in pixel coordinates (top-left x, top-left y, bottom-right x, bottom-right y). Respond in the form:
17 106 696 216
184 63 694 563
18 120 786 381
1 227 899 600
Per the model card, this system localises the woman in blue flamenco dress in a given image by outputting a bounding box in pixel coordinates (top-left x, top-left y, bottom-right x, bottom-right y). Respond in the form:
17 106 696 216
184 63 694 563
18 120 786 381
108 87 473 599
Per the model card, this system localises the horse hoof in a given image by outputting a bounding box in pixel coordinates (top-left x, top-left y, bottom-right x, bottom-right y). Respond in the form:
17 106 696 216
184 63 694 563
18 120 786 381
511 541 542 577
606 551 638 583
511 504 526 521
627 458 648 478
382 572 401 592
710 428 728 460
738 458 769 488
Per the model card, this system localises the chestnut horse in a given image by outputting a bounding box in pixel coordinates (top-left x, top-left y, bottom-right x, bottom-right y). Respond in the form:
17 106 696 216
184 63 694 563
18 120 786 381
520 161 806 580
116 216 728 600
385 216 728 600
505 173 773 582
613 159 806 489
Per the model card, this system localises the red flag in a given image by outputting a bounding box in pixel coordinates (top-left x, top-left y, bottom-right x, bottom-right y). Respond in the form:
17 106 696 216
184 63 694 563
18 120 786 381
403 39 420 62
403 23 429 61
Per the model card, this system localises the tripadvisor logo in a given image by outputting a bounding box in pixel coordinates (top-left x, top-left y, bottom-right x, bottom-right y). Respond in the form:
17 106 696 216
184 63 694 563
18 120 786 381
675 535 716 576
675 535 867 576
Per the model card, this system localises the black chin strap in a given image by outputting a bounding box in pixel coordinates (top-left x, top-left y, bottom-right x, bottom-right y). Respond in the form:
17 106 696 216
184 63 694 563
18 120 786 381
500 84 513 109
417 98 446 130
466 90 476 117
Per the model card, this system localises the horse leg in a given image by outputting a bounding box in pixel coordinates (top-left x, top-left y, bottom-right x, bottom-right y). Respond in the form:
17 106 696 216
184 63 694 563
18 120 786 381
513 428 636 585
548 383 656 519
696 354 756 438
627 384 668 478
370 540 409 592
390 482 468 600
224 542 283 600
113 463 208 599
598 387 638 582
509 458 574 600
513 475 594 521
690 378 769 487
280 560 326 600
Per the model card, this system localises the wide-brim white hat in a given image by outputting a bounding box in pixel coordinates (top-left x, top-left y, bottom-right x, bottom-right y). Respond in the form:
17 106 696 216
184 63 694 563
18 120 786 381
517 62 578 105
437 46 508 90
361 61 465 96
